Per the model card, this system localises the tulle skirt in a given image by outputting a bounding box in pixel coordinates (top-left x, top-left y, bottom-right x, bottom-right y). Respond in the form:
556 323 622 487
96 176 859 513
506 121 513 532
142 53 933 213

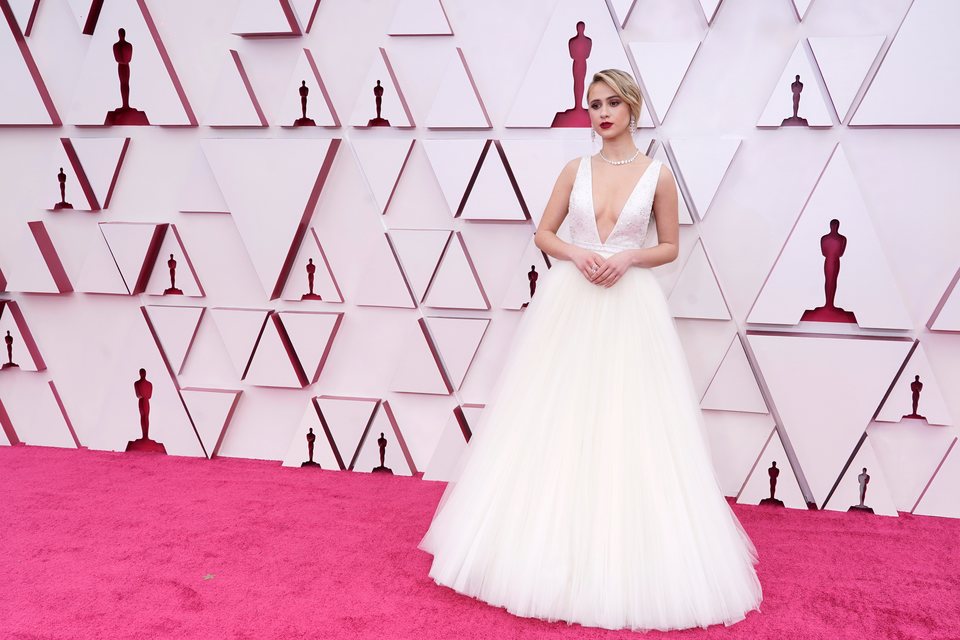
417 256 763 632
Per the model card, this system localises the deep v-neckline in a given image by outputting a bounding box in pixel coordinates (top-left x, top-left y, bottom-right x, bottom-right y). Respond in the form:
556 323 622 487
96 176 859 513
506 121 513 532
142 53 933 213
587 156 658 246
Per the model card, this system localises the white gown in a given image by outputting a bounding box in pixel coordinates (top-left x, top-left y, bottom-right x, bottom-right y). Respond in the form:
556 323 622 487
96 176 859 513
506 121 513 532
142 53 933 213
417 155 763 632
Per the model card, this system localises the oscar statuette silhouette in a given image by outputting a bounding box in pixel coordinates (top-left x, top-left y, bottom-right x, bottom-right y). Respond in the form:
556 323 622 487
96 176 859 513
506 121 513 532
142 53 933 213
801 219 857 323
901 375 928 422
2 331 19 369
293 80 316 126
848 467 874 514
125 368 166 453
301 258 322 300
164 254 183 295
781 74 808 126
759 461 785 507
371 431 393 474
53 167 73 210
551 21 592 127
521 264 539 309
301 427 321 467
367 80 390 126
104 28 150 125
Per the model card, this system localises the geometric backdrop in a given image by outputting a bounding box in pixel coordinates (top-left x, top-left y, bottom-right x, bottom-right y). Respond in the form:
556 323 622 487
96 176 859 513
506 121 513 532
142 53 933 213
1 0 959 519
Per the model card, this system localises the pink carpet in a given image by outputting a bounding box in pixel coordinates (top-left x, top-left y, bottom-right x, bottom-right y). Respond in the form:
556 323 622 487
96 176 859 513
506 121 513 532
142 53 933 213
1 445 958 639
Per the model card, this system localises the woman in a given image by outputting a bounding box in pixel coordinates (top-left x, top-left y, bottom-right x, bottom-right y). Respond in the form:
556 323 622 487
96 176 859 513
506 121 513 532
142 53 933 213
418 69 762 632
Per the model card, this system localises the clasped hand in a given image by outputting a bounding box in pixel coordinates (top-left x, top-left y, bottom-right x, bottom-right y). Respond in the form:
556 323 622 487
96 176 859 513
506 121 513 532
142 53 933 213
573 250 632 287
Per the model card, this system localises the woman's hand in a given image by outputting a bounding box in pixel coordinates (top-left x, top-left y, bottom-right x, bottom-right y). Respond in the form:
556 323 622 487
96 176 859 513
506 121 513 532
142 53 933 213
589 251 633 287
570 247 607 282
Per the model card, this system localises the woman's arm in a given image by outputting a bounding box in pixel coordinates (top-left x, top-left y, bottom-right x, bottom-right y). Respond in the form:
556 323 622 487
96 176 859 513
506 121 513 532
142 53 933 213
624 164 680 268
533 159 580 261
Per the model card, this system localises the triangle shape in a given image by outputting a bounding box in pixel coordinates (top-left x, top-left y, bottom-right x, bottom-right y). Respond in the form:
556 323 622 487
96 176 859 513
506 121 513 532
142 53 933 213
244 315 306 388
808 35 884 123
867 420 958 513
422 139 485 215
757 41 833 127
387 0 452 35
279 228 344 302
701 333 768 413
290 0 322 33
0 300 45 371
650 142 694 224
281 398 342 469
667 238 730 319
460 142 527 221
180 387 241 458
425 316 489 389
277 310 342 383
209 307 270 378
876 342 952 426
629 40 701 125
911 438 960 518
423 233 489 309
353 232 417 308
1 222 61 294
501 235 552 310
390 319 452 395
852 1 960 125
276 48 339 127
609 0 638 27
698 0 722 24
351 138 414 214
747 332 913 506
667 136 740 220
316 396 380 471
75 224 129 294
347 47 414 127
231 0 300 36
144 225 204 297
0 4 57 124
426 47 490 128
736 430 808 509
67 137 130 210
388 229 450 303
929 265 960 331
790 0 814 21
702 411 776 496
202 138 341 298
99 222 165 295
747 144 913 330
204 49 267 127
352 401 415 475
823 436 899 516
506 0 653 127
68 0 195 125
143 305 205 375
0 376 76 448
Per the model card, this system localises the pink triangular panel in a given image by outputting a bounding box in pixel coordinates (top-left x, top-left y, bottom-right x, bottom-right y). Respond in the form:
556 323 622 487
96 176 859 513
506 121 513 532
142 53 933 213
209 307 270 378
426 48 489 128
277 310 342 383
747 332 913 506
0 1 57 124
912 439 960 518
422 139 485 216
144 226 204 297
144 305 204 375
281 398 341 469
180 388 241 458
231 0 300 36
352 402 415 475
76 226 129 294
315 396 380 471
876 343 951 426
808 36 884 123
650 143 694 224
747 145 912 330
668 137 740 220
0 376 76 448
629 40 700 125
279 228 344 302
868 421 957 513
423 233 489 310
244 315 305 388
178 146 230 214
68 0 195 125
202 138 340 298
823 437 898 517
757 41 833 127
69 137 130 209
425 316 489 389
99 222 164 295
353 233 416 308
460 142 526 221
389 229 450 302
351 138 414 214
390 320 451 395
387 0 452 35
348 48 414 127
667 238 730 320
701 334 768 413
0 300 44 371
204 50 267 127
276 48 339 127
736 430 807 509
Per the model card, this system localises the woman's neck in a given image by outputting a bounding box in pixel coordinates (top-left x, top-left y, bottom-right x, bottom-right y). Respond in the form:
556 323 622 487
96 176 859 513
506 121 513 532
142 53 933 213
599 135 639 162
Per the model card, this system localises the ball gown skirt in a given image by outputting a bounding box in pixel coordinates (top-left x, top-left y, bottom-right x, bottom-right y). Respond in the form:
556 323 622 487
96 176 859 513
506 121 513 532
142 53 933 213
417 252 763 632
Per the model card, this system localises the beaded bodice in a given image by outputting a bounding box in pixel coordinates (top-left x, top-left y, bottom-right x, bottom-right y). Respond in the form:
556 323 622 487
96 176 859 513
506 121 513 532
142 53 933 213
563 155 662 255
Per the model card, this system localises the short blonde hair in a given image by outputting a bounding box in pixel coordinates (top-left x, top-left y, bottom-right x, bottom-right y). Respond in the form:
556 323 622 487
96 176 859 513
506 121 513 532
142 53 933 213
588 69 643 124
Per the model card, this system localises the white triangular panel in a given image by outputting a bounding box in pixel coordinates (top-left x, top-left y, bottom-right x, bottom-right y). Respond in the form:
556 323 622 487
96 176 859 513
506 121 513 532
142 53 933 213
352 406 413 475
275 48 339 127
209 308 269 378
757 41 833 127
422 139 485 215
876 344 952 426
281 400 342 470
244 318 304 388
913 439 960 518
701 334 768 413
425 316 489 389
351 138 414 214
747 145 913 330
423 234 489 310
650 143 694 225
347 48 414 127
868 421 958 513
629 40 700 125
69 137 129 209
353 233 416 308
390 321 450 395
390 229 450 302
667 239 730 320
204 50 267 127
702 411 776 497
426 48 489 128
387 0 452 35
501 235 552 310
808 36 884 122
181 388 241 458
278 311 341 383
667 137 740 220
823 437 899 517
178 146 230 214
279 228 344 302
460 144 526 221
736 430 808 509
0 7 55 124
144 305 204 375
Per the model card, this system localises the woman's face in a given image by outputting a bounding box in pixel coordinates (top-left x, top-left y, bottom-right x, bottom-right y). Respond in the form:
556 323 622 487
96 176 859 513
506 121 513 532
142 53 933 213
587 82 631 140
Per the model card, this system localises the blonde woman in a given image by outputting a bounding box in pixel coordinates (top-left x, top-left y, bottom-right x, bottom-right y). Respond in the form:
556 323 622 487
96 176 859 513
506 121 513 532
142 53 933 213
419 69 762 632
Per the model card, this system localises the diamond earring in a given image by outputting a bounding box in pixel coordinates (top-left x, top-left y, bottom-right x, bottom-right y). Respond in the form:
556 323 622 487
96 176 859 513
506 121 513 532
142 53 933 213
591 128 596 142
629 116 637 134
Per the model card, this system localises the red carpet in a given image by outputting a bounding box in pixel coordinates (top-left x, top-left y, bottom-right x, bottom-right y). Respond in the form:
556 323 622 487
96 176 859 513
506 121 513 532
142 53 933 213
1 446 957 639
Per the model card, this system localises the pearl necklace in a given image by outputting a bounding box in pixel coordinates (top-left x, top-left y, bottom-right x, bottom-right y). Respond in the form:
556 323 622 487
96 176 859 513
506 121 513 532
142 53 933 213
599 148 642 165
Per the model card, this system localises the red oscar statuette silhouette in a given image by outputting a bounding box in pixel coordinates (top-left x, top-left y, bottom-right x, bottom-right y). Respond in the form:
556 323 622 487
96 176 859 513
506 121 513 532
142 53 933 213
902 374 928 422
521 264 539 309
367 80 390 126
125 368 166 453
53 167 73 210
104 28 150 125
301 258 322 300
551 21 592 127
2 330 19 370
759 461 784 507
164 254 183 295
848 467 874 514
294 80 316 126
301 427 321 467
800 219 857 323
371 431 393 474
781 74 808 127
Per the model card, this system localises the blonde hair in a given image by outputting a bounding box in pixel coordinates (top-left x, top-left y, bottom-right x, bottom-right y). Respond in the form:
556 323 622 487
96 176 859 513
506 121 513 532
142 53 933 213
588 69 643 124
